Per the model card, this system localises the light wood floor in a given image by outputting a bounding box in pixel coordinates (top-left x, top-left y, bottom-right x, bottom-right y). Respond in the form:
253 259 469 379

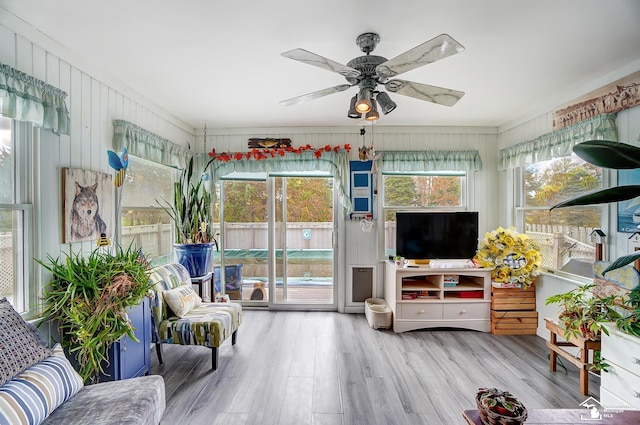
151 310 598 425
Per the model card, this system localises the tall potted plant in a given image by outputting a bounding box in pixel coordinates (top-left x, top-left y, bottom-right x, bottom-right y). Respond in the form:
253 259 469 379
158 156 218 277
37 244 153 383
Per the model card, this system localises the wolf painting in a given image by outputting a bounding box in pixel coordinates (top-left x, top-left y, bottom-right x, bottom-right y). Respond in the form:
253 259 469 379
63 168 113 243
70 181 107 240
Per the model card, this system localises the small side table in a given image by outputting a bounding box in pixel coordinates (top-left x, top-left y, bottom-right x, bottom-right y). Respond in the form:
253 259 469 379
545 317 601 396
191 272 213 302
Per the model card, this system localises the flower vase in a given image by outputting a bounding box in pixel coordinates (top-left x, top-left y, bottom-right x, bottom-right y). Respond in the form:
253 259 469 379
174 243 215 277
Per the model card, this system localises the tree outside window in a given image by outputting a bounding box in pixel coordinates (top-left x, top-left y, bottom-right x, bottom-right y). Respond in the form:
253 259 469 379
522 154 603 273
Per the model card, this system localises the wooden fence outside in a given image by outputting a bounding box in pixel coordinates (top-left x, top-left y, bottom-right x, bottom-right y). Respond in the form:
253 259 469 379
0 223 596 296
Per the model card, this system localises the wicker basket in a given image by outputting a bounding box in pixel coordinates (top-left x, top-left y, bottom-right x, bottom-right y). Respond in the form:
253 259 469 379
475 389 528 425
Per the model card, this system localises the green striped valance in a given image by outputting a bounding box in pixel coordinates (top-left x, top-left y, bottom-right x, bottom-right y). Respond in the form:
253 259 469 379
112 120 192 169
377 150 483 172
0 62 70 134
498 113 618 171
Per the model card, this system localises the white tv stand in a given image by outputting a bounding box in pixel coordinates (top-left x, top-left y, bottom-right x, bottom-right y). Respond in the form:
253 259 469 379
384 262 492 333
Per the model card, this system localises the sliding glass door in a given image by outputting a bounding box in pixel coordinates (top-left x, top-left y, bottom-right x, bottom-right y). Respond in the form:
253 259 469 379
273 176 334 305
218 173 336 308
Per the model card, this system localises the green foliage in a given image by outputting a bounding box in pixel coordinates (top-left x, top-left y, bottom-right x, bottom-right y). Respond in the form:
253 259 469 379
219 181 268 222
282 178 333 222
545 283 622 341
525 156 602 228
219 177 333 223
36 244 153 383
616 286 640 338
158 157 217 245
384 176 417 221
590 350 610 373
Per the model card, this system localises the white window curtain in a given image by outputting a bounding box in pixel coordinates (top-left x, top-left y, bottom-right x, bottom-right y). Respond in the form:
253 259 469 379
498 113 618 171
377 150 482 172
112 120 192 169
0 62 70 134
199 150 352 215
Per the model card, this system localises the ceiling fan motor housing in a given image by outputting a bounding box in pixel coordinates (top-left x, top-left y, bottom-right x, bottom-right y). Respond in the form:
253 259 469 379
346 55 388 86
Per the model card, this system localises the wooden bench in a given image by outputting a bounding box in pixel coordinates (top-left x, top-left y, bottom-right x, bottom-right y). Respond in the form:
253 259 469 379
544 317 601 395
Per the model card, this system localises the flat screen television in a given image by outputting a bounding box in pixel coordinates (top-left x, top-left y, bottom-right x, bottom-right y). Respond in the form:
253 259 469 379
396 211 479 260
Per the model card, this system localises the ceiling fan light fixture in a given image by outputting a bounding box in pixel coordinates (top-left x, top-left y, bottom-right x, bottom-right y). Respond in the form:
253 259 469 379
355 88 372 113
347 95 362 119
376 91 397 115
365 101 379 121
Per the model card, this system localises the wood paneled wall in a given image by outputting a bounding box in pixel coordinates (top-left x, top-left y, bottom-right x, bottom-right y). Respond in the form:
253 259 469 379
1 19 503 310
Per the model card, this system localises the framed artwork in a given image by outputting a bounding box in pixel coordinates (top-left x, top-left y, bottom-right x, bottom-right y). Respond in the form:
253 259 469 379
62 167 114 243
350 160 373 218
617 168 640 233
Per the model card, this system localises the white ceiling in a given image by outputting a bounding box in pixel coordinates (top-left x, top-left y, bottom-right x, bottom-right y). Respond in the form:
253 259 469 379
2 0 640 130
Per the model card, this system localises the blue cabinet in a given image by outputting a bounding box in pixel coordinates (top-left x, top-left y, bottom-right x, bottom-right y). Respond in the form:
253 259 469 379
100 297 151 381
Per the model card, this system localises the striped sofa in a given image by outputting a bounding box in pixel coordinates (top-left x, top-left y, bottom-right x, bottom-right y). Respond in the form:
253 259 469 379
148 262 242 370
0 297 165 425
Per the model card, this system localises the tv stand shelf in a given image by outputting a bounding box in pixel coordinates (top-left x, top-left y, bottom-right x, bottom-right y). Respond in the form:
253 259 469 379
384 262 492 333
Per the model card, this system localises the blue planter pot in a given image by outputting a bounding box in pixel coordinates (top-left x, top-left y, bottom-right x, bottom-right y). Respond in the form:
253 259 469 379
174 243 215 277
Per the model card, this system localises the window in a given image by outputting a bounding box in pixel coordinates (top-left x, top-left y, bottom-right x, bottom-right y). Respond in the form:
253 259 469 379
518 153 604 277
383 172 467 257
120 155 174 265
0 116 33 314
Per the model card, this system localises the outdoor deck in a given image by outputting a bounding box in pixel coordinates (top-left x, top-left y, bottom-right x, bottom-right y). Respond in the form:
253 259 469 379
233 281 334 304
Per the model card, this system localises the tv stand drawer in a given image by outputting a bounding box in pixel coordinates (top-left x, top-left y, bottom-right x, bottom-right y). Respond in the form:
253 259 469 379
443 302 489 320
399 303 443 320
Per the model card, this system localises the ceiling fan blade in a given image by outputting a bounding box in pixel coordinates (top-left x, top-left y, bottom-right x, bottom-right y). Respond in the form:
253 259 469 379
376 34 464 79
385 79 464 107
280 84 352 106
281 49 361 78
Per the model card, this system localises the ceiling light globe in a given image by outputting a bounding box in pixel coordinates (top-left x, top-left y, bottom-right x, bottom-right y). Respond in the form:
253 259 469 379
348 95 362 119
355 99 371 114
355 88 372 113
376 91 397 115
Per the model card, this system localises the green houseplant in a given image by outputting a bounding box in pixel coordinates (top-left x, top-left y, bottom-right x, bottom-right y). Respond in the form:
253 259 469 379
37 244 153 383
158 156 218 276
545 282 622 341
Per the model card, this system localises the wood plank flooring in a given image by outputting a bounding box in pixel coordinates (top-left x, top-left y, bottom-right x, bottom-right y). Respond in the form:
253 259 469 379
151 310 598 425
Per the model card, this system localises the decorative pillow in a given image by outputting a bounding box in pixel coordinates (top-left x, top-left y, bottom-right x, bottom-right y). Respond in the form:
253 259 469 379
0 344 84 425
0 298 53 386
163 285 202 318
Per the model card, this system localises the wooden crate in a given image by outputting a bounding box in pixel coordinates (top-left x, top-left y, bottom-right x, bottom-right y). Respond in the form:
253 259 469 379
491 310 538 335
491 285 536 311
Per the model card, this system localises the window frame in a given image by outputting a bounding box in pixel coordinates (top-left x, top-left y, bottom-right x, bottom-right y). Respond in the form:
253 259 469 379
119 154 176 267
381 171 470 259
381 171 469 211
514 159 609 278
0 118 35 316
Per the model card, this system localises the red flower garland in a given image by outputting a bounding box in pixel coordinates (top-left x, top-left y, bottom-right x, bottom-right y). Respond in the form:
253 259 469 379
208 144 351 163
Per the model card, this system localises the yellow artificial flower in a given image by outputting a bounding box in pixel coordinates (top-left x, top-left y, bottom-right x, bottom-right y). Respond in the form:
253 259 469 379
503 235 515 247
473 226 542 289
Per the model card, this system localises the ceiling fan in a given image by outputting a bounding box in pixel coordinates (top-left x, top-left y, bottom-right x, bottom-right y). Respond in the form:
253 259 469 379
280 33 465 120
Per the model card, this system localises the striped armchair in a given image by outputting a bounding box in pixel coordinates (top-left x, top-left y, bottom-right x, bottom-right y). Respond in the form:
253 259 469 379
148 262 242 370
